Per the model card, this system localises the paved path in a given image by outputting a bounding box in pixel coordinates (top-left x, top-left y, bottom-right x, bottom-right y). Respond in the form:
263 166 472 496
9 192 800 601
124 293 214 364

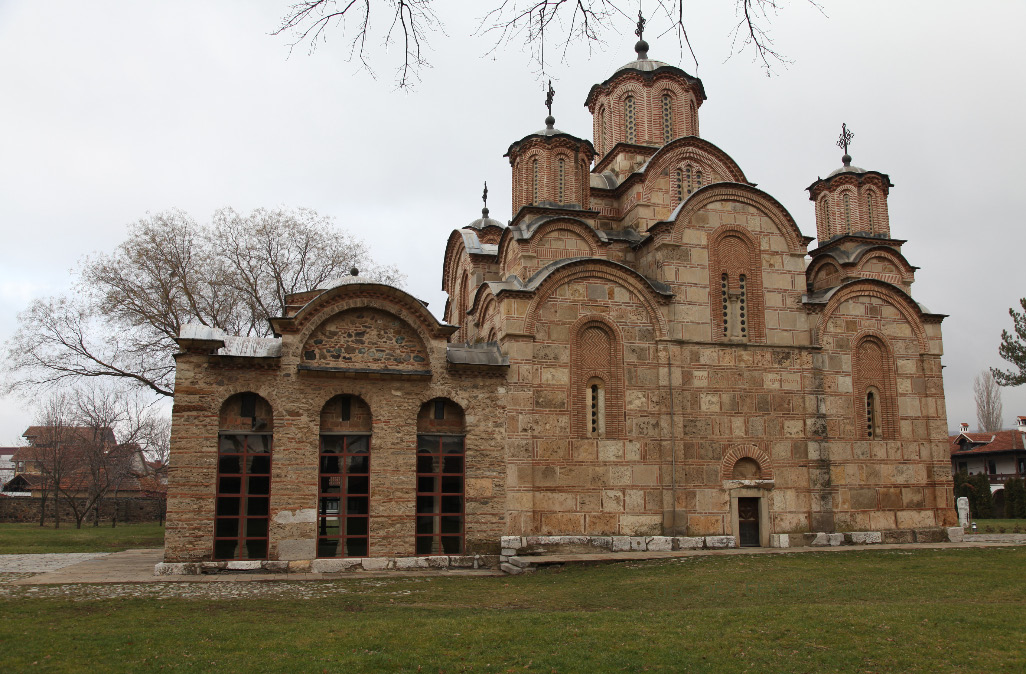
0 552 110 573
3 539 1023 586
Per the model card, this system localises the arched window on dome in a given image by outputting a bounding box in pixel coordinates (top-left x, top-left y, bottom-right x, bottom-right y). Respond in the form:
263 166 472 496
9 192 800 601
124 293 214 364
214 392 273 561
843 192 852 234
675 169 684 204
686 166 693 194
661 93 674 143
696 169 703 190
598 105 606 153
866 192 875 232
532 158 539 205
624 95 636 143
558 158 566 203
689 100 697 135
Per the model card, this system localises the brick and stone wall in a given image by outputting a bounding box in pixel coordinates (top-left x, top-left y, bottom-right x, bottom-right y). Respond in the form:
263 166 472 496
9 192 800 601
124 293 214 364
0 495 164 524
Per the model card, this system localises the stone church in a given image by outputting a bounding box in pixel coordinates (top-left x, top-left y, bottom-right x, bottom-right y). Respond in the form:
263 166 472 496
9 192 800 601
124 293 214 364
162 38 955 570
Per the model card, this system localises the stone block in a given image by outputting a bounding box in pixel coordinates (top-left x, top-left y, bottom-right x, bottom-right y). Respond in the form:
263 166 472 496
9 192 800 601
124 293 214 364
288 560 312 573
629 536 647 551
827 533 843 546
477 555 500 568
646 536 673 551
501 563 524 575
310 558 363 573
881 529 914 544
588 537 613 551
506 556 533 569
946 527 964 543
500 536 523 550
704 536 735 549
809 532 830 547
226 561 262 571
611 536 631 552
501 549 518 557
200 561 226 571
262 561 290 572
154 562 201 576
448 556 477 568
913 528 946 543
362 558 393 571
848 531 882 545
395 557 429 570
672 536 704 550
769 534 790 548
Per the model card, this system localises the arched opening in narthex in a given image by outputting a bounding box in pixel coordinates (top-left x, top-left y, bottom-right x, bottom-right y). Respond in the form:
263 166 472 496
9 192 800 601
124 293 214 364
416 399 466 555
214 392 273 561
318 395 372 558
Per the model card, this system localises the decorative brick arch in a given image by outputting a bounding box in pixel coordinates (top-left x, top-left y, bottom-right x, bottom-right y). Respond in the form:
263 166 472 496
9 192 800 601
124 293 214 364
529 220 599 260
570 314 625 439
835 185 859 235
668 183 807 254
288 295 443 366
641 140 748 206
816 280 929 353
611 81 647 144
854 248 914 286
721 445 774 481
859 184 889 235
809 258 843 291
523 262 669 338
708 224 765 342
851 330 899 441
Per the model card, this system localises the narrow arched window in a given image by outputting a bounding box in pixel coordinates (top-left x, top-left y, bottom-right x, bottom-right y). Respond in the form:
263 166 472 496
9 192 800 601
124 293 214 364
318 395 372 558
721 272 729 336
625 96 636 143
532 158 539 204
843 192 852 233
866 192 874 231
686 166 693 194
214 393 273 561
696 170 703 189
558 158 565 203
675 169 684 204
738 274 748 339
598 106 606 152
821 196 831 231
689 100 697 135
865 389 880 439
416 399 466 555
662 93 674 142
588 378 606 437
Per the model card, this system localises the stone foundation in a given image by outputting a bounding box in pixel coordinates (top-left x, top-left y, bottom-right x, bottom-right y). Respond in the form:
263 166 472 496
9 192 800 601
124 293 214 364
154 554 500 576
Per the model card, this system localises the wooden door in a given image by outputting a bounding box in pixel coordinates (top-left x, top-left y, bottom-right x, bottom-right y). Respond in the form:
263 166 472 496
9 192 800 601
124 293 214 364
738 497 760 547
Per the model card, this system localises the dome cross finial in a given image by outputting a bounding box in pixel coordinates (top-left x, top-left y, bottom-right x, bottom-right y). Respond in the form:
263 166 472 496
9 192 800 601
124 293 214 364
544 80 556 128
634 9 649 58
482 181 489 218
837 123 854 165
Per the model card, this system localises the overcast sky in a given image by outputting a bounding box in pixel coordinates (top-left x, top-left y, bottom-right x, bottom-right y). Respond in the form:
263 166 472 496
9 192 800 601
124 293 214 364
1 1 1023 444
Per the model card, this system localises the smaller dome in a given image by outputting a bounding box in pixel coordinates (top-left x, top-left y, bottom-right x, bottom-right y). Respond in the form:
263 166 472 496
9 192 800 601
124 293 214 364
827 164 868 177
466 209 506 230
615 56 672 73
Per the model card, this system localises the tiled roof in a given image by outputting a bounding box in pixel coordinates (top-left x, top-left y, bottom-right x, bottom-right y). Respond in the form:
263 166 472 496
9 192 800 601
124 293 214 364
22 426 116 446
949 429 1026 456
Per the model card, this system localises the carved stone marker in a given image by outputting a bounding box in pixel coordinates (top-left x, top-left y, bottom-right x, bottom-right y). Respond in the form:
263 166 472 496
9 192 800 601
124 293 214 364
956 496 970 528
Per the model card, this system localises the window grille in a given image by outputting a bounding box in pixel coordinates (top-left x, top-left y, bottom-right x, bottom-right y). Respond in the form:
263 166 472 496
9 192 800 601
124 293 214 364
662 94 673 142
844 192 852 232
625 96 636 143
416 434 465 555
213 433 272 560
317 434 369 557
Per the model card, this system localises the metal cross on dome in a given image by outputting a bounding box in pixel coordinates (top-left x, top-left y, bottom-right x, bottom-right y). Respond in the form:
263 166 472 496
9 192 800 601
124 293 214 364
545 80 555 117
635 10 646 41
836 123 854 155
482 181 488 209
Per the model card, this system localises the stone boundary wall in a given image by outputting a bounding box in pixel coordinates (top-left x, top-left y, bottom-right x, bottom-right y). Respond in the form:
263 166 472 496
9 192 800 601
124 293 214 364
770 527 963 548
0 495 163 524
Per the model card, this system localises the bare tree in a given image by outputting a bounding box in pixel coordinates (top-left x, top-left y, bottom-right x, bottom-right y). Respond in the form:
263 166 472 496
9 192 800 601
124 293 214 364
974 369 1004 433
31 393 82 528
2 207 402 399
274 1 821 87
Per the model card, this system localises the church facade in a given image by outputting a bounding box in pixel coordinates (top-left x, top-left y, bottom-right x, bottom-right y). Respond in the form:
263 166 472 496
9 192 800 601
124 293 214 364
162 41 955 568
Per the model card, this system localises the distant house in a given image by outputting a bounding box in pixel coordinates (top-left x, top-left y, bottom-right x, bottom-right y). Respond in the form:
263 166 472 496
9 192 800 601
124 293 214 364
949 416 1026 516
0 447 17 490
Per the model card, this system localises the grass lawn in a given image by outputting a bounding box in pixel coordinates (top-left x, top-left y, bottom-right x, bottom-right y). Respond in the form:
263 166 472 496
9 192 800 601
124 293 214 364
971 518 1026 533
2 546 1025 672
0 522 165 554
